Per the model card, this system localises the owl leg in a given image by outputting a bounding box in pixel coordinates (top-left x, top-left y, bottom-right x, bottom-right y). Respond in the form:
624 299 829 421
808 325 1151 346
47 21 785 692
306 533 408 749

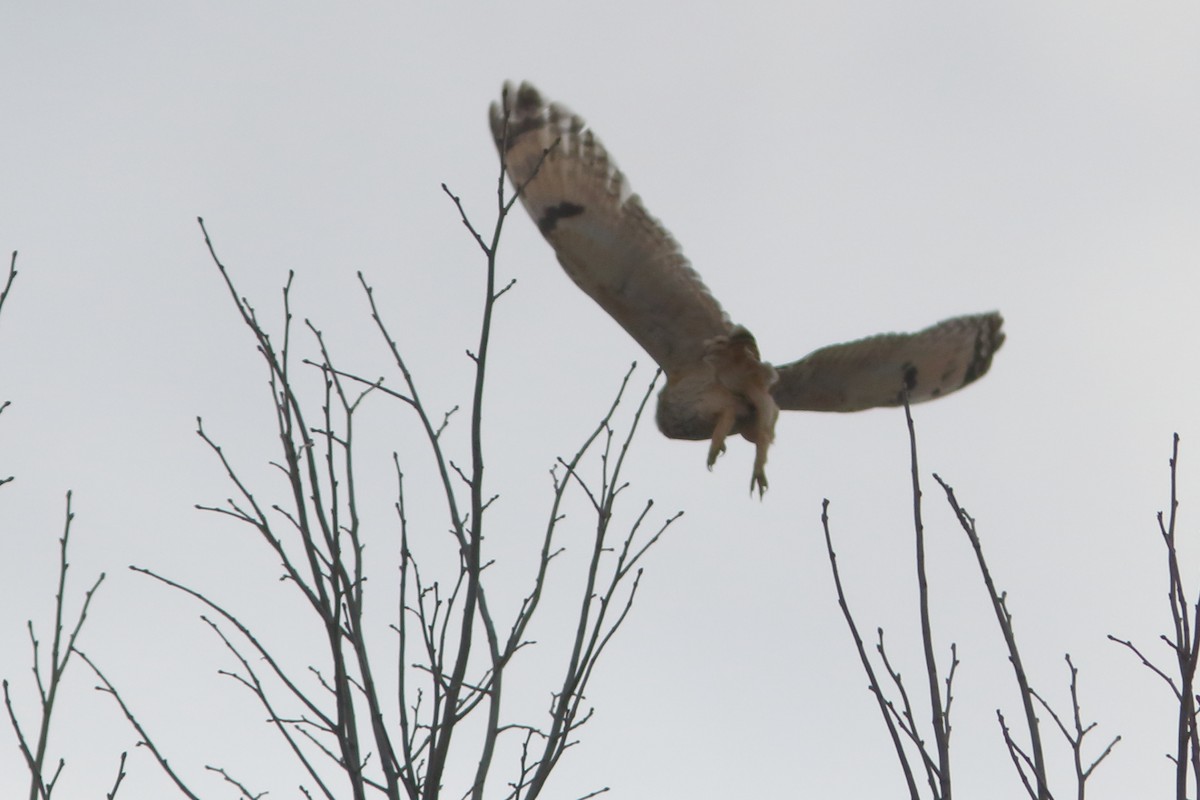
750 456 768 496
707 405 736 470
746 388 779 498
704 325 780 496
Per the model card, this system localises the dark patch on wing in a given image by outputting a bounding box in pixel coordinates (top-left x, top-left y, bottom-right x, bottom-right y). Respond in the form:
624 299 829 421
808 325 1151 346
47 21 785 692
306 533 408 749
538 201 585 234
963 322 1000 385
497 116 544 150
902 362 919 391
513 83 544 117
495 83 550 150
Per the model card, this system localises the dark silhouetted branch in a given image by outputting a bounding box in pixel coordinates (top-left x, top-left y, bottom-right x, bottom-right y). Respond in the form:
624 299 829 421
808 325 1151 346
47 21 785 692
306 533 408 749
3 492 105 800
821 501 922 800
1111 434 1197 799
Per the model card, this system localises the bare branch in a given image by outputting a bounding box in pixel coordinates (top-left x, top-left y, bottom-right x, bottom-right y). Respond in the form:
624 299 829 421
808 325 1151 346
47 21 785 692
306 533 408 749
0 250 17 327
130 566 336 732
105 751 128 800
902 395 951 799
1107 635 1179 696
1031 654 1119 800
820 500 922 800
935 471 1049 799
205 765 268 800
0 251 15 486
77 650 204 800
3 492 105 800
1111 435 1198 799
998 709 1041 800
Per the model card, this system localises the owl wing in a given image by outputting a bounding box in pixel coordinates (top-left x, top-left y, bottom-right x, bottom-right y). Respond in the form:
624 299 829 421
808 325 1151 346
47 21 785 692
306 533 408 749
771 313 1005 412
489 82 730 374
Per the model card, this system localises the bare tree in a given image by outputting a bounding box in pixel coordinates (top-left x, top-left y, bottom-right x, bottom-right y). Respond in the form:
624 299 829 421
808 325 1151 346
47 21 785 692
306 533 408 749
1 251 121 799
79 95 678 799
821 397 1117 799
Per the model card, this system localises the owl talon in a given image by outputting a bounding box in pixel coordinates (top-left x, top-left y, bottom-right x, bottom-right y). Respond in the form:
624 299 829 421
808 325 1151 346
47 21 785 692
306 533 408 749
750 469 768 498
707 407 735 471
706 441 726 470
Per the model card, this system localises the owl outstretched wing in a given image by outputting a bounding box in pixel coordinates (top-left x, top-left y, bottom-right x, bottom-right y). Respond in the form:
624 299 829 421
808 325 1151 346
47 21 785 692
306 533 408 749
488 82 1005 493
771 312 1005 412
489 82 730 375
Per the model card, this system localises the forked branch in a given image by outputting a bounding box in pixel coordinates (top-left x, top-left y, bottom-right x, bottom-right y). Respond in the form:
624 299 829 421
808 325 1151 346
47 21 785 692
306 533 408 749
1110 434 1197 799
3 492 105 800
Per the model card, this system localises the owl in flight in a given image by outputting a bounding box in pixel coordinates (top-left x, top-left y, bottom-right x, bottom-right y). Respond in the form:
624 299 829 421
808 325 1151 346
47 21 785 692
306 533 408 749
489 82 1004 496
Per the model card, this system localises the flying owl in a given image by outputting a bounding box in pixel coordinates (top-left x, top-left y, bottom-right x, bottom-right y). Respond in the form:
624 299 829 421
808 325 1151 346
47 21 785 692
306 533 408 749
489 82 1004 495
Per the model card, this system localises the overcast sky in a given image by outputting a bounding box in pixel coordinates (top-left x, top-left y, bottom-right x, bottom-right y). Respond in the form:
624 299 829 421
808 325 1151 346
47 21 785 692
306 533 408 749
2 2 1199 798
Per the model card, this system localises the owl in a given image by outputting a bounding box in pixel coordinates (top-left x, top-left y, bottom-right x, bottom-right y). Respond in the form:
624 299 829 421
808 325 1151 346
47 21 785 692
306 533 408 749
490 82 1003 495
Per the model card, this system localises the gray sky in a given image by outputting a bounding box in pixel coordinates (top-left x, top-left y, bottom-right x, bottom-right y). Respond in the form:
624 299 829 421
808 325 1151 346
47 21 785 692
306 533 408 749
2 2 1199 798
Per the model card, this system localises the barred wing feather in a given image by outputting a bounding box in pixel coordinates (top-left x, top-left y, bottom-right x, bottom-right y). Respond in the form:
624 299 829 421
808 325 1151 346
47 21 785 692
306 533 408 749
489 82 730 375
771 313 1005 412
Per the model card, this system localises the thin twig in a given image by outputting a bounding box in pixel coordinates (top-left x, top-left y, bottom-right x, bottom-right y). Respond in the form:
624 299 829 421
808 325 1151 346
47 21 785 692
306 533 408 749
77 650 203 800
1030 654 1119 800
1113 434 1197 799
0 251 15 483
935 472 1049 800
105 751 128 800
820 502 922 800
205 765 268 800
3 492 105 800
0 250 17 323
902 396 951 799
